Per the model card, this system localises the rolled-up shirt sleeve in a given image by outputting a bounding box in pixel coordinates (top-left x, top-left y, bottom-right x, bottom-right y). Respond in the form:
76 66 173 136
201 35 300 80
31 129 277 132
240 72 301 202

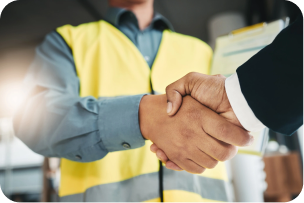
13 31 146 163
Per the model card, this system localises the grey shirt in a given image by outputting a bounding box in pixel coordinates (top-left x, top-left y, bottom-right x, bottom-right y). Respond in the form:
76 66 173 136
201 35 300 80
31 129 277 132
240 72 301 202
13 7 173 162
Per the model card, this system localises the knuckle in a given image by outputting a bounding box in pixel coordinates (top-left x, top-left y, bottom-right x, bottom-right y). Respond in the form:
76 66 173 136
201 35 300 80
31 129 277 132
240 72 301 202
226 145 238 160
169 153 178 161
207 160 218 169
214 74 225 78
217 149 230 162
165 85 172 93
194 167 206 174
157 150 168 161
186 72 195 78
217 145 237 161
186 72 198 81
217 153 228 162
187 166 205 174
182 144 192 154
180 127 195 141
186 107 201 121
170 150 183 161
240 133 252 146
187 72 199 78
218 123 231 138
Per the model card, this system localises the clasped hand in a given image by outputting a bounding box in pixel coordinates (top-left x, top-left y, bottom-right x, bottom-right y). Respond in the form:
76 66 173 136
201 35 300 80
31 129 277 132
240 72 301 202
139 73 253 174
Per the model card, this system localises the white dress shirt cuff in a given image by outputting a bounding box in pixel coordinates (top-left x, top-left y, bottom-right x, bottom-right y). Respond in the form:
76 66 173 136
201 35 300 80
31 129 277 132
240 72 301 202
225 73 265 132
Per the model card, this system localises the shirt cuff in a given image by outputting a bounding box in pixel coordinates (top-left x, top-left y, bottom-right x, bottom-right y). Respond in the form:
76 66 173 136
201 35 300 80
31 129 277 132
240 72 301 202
225 73 265 132
64 140 108 163
98 94 146 152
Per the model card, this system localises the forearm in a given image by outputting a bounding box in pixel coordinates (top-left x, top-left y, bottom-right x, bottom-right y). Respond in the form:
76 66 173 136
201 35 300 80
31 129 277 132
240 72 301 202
13 89 147 162
13 86 105 162
234 15 303 135
13 31 147 162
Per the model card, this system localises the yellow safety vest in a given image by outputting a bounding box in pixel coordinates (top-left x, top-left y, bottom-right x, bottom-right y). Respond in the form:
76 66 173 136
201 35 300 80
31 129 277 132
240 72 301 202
57 20 229 202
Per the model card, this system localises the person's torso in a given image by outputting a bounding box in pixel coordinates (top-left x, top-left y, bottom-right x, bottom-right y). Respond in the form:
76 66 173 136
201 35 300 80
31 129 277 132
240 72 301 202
56 19 229 202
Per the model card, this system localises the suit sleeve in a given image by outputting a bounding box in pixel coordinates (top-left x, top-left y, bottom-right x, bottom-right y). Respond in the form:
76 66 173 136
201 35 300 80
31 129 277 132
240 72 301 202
235 15 303 135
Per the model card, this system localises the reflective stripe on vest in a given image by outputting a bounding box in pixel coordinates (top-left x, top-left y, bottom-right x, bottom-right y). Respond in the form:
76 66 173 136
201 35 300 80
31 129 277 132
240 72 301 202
60 167 229 202
57 20 229 202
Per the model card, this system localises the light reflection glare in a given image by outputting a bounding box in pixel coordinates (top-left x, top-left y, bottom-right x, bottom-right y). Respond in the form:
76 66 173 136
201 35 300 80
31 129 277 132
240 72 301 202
0 83 26 117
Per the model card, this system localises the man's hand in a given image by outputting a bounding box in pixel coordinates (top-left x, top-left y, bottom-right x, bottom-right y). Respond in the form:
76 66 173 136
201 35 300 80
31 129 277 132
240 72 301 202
166 72 242 127
150 73 251 171
139 94 253 174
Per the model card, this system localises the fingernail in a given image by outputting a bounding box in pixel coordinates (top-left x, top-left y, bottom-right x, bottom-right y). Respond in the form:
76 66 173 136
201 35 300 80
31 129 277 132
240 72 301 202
167 102 172 114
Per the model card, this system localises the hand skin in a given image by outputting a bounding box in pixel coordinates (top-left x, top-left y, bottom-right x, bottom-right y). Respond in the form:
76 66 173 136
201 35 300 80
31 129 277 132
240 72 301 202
139 94 253 174
150 73 252 171
166 72 241 127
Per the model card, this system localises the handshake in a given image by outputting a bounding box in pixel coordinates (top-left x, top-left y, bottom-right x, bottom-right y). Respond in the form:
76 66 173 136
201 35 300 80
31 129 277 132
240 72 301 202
139 72 253 174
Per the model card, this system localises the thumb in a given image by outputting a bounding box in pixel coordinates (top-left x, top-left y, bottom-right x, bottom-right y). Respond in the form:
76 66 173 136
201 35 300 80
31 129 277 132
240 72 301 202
166 76 189 116
166 90 183 116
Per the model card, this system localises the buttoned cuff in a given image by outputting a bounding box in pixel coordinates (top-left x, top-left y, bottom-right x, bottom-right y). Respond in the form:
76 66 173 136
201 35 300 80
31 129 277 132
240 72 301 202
98 94 146 152
64 140 108 163
225 73 266 132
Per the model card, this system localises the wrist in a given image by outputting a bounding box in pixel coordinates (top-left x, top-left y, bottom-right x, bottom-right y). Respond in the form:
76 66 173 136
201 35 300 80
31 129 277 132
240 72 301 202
139 95 151 140
139 94 167 140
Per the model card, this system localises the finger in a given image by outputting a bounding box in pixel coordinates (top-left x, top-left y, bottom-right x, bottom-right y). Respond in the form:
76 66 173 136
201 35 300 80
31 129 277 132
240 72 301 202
166 91 182 116
190 147 219 169
174 158 206 174
150 144 170 162
201 105 253 147
166 86 183 116
165 161 183 171
166 75 190 116
220 110 244 129
156 149 169 163
150 143 158 153
196 134 238 162
166 72 211 116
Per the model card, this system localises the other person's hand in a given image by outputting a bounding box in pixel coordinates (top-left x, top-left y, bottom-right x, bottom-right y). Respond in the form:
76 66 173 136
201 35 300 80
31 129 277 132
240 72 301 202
166 72 242 127
150 73 251 171
139 94 253 174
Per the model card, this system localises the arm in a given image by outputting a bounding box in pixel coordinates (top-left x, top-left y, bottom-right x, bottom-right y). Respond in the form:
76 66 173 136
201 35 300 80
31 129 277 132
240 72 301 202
166 15 303 135
14 32 251 171
155 15 302 170
233 15 303 135
13 31 146 162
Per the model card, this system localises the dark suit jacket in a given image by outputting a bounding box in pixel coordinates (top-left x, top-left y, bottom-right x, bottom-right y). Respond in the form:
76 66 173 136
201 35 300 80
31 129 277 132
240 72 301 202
237 14 303 135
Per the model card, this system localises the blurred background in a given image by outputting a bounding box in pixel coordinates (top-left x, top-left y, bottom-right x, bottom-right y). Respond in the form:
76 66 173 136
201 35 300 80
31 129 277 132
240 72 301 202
0 0 302 202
